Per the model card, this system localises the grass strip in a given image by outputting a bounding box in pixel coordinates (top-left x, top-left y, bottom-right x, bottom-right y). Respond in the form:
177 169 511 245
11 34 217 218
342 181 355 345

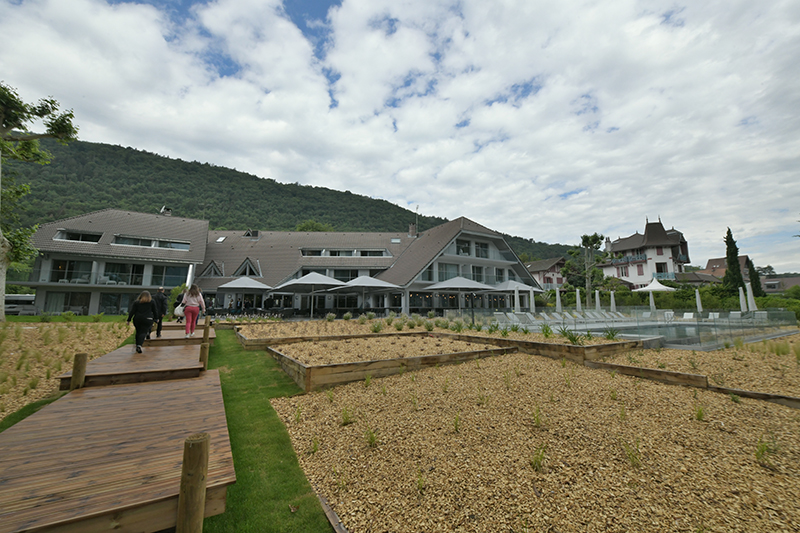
204 329 333 533
0 392 68 433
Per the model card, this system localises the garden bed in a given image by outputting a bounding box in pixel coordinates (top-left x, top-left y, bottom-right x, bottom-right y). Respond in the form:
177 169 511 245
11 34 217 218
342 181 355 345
272 351 800 532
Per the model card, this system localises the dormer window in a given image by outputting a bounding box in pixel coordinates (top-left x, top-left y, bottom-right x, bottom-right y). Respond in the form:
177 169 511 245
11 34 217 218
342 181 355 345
54 230 102 243
234 258 260 277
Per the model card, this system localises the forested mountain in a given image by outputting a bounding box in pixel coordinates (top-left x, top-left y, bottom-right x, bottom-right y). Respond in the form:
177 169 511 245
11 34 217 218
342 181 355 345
9 139 573 260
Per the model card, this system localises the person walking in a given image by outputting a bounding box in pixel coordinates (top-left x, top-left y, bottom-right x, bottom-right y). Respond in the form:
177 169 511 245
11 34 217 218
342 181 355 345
127 291 159 353
183 284 206 338
153 286 168 338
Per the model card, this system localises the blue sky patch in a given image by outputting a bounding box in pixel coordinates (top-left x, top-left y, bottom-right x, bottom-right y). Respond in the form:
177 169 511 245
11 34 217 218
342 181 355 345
661 8 686 27
559 189 584 200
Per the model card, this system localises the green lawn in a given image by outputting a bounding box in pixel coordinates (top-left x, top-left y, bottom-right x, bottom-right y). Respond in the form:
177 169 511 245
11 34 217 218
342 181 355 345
204 330 333 532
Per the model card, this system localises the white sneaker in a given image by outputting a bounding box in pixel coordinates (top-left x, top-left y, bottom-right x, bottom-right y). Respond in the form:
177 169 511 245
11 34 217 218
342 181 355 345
190 332 195 337
185 334 190 338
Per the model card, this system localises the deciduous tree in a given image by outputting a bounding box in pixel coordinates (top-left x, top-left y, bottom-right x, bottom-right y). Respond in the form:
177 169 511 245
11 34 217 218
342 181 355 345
1 82 78 320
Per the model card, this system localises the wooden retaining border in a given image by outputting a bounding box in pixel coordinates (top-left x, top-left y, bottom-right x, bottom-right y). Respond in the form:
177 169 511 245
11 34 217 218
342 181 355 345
235 328 432 349
268 344 518 392
583 360 800 409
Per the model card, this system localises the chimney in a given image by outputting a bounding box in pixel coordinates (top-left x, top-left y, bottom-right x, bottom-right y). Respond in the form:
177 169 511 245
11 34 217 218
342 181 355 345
408 223 417 237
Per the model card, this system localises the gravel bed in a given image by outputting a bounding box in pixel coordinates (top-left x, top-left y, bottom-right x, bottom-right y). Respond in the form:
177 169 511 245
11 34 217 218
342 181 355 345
604 333 800 397
272 352 800 532
278 336 503 366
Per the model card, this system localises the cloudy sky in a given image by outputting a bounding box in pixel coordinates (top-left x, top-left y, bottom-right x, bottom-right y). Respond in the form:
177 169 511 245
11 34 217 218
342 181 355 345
2 0 799 271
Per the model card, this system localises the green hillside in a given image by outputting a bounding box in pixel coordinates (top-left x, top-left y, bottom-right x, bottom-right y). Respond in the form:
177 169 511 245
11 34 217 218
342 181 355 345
8 139 573 260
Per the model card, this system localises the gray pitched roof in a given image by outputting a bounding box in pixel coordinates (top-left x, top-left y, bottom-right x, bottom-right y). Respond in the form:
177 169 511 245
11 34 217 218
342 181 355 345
195 229 416 291
376 217 501 286
525 257 565 273
32 208 208 264
607 220 685 253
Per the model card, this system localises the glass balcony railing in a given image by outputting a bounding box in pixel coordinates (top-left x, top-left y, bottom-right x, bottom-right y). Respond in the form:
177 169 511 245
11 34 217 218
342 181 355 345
653 272 676 280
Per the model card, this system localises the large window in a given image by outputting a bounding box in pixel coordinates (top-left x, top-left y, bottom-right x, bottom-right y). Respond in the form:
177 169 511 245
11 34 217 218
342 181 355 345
103 263 144 285
421 264 434 282
472 265 483 283
49 260 92 283
495 268 505 284
438 263 458 282
301 249 323 256
456 239 471 256
329 250 353 257
152 265 188 287
100 293 135 315
360 250 384 257
475 242 489 259
44 292 90 314
333 269 358 282
113 235 190 250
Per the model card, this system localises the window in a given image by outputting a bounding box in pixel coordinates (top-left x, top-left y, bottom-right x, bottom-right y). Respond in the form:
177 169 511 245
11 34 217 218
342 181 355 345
329 250 353 257
234 259 260 277
157 240 190 250
657 247 663 256
100 292 135 315
472 265 483 283
45 292 91 314
616 266 629 277
421 264 434 282
49 260 92 283
114 236 153 247
438 263 458 282
104 263 144 285
215 236 227 243
54 230 102 243
199 262 222 278
475 242 489 259
637 264 644 276
302 249 323 256
360 250 384 257
153 265 189 286
495 268 505 283
456 239 471 256
333 269 358 282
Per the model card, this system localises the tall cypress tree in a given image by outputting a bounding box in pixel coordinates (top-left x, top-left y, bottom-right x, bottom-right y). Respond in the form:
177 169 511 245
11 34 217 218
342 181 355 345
722 228 745 293
746 257 765 297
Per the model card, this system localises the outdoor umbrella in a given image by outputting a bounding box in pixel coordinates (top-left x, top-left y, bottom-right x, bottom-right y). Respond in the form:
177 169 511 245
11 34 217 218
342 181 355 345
738 287 747 313
610 291 616 313
576 289 582 312
745 282 758 312
217 277 272 290
273 272 345 318
328 276 400 309
633 278 676 312
427 276 493 317
695 289 703 314
595 290 601 313
555 288 562 313
489 280 541 314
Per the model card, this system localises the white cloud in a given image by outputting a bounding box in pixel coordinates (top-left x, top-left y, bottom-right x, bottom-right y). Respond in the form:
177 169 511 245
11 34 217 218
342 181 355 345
1 0 799 271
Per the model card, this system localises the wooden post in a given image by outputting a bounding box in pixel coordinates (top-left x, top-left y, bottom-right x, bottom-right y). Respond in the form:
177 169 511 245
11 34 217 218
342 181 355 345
176 432 210 533
70 353 88 391
202 315 211 344
199 343 209 370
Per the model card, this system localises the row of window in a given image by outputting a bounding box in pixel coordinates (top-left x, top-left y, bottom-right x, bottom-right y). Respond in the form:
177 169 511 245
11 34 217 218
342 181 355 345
420 263 517 284
300 249 387 257
49 260 187 286
54 230 190 250
456 239 490 258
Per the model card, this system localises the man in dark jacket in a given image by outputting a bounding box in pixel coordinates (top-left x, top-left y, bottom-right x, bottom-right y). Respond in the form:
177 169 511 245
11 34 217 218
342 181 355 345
154 286 169 337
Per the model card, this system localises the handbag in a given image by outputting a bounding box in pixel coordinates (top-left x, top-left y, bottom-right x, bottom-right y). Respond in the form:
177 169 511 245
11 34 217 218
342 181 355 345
174 303 186 317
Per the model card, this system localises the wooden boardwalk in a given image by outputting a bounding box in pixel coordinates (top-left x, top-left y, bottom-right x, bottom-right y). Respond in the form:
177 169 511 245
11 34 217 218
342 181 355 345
58 344 205 390
0 370 236 533
144 327 216 347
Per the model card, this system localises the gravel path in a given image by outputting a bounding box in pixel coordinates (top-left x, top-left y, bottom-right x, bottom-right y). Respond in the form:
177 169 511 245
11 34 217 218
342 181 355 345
273 351 800 532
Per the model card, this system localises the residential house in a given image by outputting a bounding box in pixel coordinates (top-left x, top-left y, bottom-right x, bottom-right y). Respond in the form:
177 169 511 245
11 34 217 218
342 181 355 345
696 256 751 283
600 219 690 288
524 258 566 291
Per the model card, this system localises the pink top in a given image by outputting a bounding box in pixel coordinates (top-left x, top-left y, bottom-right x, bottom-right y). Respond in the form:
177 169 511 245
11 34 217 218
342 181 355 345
183 293 205 312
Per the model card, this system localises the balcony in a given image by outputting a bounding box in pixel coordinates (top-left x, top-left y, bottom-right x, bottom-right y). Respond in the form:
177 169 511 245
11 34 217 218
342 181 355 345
653 272 676 280
677 254 689 263
611 253 647 265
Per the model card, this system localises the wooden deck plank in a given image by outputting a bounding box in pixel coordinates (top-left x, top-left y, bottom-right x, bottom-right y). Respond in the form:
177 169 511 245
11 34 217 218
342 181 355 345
144 328 216 347
0 371 235 533
58 345 204 390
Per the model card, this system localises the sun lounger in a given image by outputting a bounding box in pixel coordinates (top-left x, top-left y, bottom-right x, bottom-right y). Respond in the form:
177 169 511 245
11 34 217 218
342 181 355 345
514 312 535 325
